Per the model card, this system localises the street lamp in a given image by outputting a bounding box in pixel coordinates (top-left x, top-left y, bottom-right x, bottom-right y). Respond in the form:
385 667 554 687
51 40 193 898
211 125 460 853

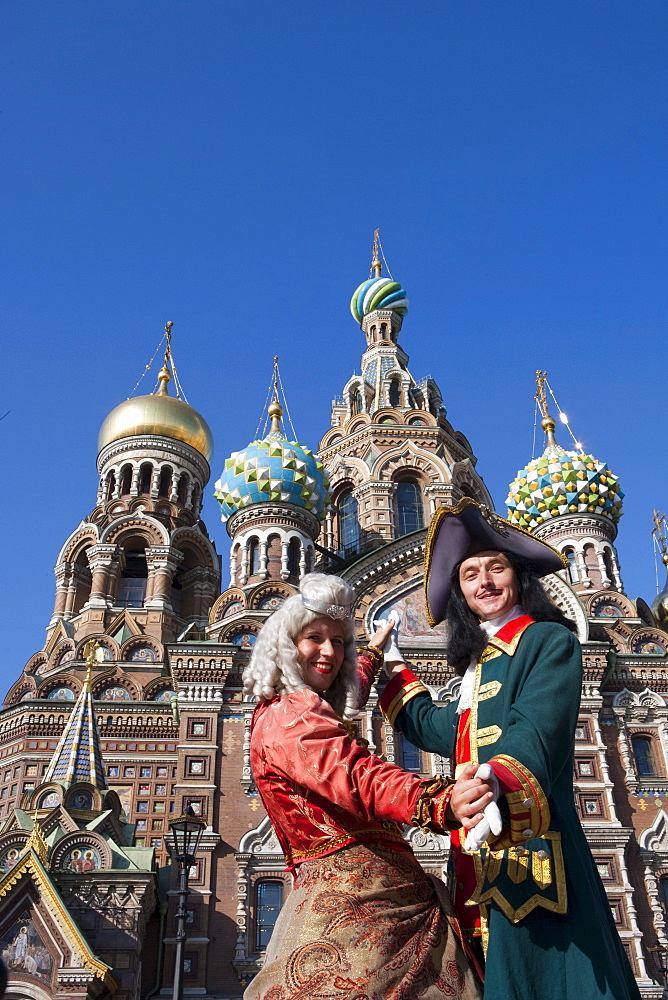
647 943 668 992
169 806 206 1000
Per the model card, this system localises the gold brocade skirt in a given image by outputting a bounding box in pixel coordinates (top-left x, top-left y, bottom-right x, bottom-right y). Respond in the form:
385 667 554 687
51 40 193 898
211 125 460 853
243 842 481 1000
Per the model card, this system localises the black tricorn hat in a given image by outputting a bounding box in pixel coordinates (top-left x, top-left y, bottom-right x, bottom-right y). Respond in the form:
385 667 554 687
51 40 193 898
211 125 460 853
424 498 568 626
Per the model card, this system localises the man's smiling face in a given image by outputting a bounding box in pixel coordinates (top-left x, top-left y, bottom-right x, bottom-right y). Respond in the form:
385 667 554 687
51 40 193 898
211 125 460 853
458 550 520 621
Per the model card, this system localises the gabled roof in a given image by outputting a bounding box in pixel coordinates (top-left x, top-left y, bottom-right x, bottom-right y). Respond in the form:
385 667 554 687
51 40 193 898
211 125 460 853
0 848 116 989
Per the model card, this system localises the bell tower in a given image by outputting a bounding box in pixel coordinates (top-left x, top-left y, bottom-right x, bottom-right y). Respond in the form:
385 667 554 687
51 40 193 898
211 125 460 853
214 359 328 590
319 232 492 559
49 323 220 646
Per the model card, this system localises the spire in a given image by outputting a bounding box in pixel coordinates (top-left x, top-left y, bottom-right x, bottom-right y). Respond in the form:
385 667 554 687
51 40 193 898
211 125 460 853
156 321 174 396
43 640 107 790
268 356 283 435
534 370 562 453
371 228 382 278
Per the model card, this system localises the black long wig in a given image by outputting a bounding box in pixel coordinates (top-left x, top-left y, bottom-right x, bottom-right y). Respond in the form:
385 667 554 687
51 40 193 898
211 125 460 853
444 552 578 675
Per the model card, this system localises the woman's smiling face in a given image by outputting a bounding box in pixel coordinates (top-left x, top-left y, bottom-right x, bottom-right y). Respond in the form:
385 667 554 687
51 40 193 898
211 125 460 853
296 617 346 693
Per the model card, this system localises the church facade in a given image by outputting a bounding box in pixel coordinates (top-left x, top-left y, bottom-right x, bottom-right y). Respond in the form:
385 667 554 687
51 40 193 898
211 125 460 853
2 243 668 999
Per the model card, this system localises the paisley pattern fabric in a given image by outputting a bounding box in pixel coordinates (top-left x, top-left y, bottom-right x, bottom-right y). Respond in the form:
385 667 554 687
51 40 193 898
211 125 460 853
244 842 479 1000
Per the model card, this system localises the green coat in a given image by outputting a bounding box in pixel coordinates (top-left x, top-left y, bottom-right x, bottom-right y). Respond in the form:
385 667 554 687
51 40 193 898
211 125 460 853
380 619 640 1000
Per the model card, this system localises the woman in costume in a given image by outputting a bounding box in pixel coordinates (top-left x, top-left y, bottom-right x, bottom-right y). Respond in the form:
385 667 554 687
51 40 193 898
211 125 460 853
242 572 482 1000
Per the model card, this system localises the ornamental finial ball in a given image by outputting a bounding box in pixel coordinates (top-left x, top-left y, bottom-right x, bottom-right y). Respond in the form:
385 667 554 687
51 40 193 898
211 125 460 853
268 400 283 434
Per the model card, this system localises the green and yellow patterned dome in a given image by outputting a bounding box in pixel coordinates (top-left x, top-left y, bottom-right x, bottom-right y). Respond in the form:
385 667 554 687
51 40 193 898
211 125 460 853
506 415 623 530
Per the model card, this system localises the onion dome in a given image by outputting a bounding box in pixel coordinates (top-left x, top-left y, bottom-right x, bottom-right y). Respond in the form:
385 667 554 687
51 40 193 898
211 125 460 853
506 414 624 530
350 277 409 325
98 363 214 462
213 401 329 522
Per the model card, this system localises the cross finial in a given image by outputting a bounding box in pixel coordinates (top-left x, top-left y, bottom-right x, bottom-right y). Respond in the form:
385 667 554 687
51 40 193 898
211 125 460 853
82 639 104 685
652 510 668 560
371 229 382 279
535 370 549 419
272 356 279 401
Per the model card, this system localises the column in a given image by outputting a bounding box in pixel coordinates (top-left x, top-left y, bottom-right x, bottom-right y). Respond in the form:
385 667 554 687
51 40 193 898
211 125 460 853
86 544 122 607
240 542 249 586
259 539 268 579
575 548 590 588
145 547 184 609
130 465 141 497
280 541 289 581
596 547 611 588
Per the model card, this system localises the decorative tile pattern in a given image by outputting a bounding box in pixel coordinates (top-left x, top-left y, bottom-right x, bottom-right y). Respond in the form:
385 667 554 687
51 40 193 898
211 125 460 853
506 444 623 529
214 432 329 521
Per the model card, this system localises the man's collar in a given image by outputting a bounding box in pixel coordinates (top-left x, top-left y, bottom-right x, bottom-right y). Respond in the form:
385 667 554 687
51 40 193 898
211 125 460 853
487 614 535 655
479 604 525 639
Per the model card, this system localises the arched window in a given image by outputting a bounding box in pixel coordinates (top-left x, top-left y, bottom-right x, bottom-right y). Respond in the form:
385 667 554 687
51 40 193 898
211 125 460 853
158 466 173 499
255 880 283 950
564 548 578 585
603 548 615 587
139 463 153 494
248 538 260 576
632 735 657 777
583 544 602 588
339 492 359 554
351 387 363 415
287 538 300 577
661 877 668 914
191 482 202 515
177 473 189 506
380 323 388 339
120 464 133 496
105 470 116 500
389 380 400 407
117 550 148 608
396 479 424 536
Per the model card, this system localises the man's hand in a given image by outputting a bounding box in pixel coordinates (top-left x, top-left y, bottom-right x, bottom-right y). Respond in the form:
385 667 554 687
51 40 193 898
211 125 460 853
368 620 395 651
446 762 496 829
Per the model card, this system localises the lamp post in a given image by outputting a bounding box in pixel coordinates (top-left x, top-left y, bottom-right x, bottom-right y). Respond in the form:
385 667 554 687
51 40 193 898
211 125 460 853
169 806 206 1000
648 943 668 995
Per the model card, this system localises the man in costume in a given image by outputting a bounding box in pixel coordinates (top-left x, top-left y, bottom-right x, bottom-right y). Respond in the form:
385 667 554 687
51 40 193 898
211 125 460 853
379 498 640 1000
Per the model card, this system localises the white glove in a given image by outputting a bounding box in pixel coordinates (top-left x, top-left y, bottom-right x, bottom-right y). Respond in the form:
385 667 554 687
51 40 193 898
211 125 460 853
463 763 503 852
373 609 402 661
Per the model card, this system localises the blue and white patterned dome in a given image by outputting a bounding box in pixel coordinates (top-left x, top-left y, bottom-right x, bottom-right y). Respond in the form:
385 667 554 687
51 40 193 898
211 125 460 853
213 405 329 522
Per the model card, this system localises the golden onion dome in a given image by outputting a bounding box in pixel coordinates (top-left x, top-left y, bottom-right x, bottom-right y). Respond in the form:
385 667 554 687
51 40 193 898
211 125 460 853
98 365 213 462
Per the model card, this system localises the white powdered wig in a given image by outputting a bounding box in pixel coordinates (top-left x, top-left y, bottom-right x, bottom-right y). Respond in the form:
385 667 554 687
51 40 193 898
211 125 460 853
242 573 360 719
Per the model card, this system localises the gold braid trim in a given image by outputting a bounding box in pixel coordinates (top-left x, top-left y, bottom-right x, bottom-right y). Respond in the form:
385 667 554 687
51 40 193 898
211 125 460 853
411 775 455 831
357 644 384 672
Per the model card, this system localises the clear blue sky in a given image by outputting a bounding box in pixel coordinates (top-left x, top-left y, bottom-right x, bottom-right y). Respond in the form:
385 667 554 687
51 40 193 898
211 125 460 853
2 2 667 693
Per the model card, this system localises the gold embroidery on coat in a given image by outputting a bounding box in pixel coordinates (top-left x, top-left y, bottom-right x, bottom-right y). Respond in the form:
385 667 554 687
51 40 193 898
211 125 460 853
507 847 529 884
478 680 502 701
477 725 502 746
532 851 552 888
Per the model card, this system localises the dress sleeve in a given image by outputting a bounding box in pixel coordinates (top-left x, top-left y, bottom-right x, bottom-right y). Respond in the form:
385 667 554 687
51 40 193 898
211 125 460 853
355 646 383 708
487 623 582 848
262 690 453 828
379 668 459 758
